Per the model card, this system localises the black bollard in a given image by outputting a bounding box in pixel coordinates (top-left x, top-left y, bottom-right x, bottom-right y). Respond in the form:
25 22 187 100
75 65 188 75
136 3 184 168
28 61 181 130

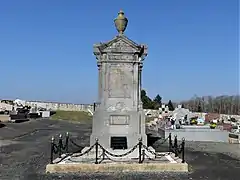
65 132 69 153
181 138 185 163
142 149 145 163
50 136 54 164
174 135 178 157
138 137 142 164
58 134 62 158
93 103 96 112
95 138 99 164
168 133 172 152
102 149 105 161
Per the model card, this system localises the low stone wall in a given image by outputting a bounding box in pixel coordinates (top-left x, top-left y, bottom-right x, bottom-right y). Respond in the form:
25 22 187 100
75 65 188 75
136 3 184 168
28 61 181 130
25 101 93 112
0 115 10 122
165 129 229 142
25 101 160 116
13 101 240 121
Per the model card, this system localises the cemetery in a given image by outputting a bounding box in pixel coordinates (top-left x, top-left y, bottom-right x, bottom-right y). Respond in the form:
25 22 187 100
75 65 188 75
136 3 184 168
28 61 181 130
0 99 54 125
0 10 239 180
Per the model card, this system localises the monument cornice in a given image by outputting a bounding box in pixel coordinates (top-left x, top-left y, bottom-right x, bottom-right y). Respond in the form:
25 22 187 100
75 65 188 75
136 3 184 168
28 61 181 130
93 35 147 58
98 60 142 63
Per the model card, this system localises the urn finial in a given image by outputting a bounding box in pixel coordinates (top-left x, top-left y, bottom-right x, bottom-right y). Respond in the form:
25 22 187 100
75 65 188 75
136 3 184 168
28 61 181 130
114 10 128 35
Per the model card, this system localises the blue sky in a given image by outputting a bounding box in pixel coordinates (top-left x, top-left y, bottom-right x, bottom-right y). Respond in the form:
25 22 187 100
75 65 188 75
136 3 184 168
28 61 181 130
0 0 239 104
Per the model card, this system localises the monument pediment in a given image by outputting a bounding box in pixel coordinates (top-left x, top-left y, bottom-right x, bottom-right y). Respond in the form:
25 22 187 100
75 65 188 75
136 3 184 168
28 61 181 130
94 35 147 55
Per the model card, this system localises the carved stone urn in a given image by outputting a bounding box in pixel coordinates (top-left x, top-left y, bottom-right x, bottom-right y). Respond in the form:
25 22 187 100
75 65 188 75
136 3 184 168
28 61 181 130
114 10 128 34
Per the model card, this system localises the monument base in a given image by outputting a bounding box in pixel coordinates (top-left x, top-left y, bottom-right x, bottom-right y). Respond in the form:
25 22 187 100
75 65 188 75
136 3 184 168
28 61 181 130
46 150 188 173
47 145 188 173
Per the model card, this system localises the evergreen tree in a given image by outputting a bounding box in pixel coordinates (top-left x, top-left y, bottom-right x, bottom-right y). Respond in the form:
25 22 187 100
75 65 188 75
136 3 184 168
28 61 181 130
141 89 154 109
153 94 162 105
197 102 202 112
153 94 162 110
167 100 175 111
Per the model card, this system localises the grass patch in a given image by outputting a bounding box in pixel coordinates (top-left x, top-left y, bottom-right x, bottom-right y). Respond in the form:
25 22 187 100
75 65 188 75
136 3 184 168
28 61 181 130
50 110 92 122
146 116 155 123
50 110 155 124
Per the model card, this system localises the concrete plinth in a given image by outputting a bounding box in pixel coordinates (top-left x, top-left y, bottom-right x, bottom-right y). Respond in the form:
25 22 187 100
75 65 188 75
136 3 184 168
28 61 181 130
46 162 188 173
46 147 188 173
46 151 188 173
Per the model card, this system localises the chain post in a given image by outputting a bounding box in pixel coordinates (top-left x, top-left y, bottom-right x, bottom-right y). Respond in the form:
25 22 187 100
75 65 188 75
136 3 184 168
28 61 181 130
95 138 99 164
102 149 105 161
50 136 54 164
65 132 69 153
138 137 142 164
141 149 145 163
58 134 62 158
174 135 178 157
168 133 172 152
181 138 185 163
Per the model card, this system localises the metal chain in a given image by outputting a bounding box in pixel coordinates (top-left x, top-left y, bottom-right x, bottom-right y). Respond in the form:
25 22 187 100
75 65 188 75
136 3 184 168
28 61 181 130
53 144 96 164
53 144 59 154
177 144 183 153
51 134 182 164
71 144 96 157
62 139 68 150
98 143 139 157
69 138 84 149
157 136 169 145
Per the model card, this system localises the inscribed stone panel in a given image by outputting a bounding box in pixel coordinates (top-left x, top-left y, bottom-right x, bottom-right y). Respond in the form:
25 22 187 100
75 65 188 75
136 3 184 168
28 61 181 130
109 115 130 125
107 54 135 62
108 64 133 98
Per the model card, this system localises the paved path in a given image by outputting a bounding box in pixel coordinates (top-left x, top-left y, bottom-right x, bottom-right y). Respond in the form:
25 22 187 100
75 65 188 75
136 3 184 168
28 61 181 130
0 119 239 180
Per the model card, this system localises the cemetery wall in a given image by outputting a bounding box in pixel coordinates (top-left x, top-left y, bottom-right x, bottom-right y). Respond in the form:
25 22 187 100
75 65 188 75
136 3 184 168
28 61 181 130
19 101 240 120
165 129 229 142
25 100 160 115
25 101 94 112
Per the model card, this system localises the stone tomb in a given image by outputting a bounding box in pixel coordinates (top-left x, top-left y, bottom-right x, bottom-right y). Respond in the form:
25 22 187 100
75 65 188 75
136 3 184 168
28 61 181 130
46 10 188 173
89 34 149 157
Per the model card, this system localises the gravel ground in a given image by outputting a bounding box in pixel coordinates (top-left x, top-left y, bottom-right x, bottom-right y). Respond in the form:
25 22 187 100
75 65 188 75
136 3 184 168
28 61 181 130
0 118 239 180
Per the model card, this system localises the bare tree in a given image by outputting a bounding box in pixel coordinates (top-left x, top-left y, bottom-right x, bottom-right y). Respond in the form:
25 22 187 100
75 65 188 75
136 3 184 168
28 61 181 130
180 95 240 115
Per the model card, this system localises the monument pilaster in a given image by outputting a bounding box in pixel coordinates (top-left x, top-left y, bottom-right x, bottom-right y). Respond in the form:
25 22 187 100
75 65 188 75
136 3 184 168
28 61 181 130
97 61 102 102
139 62 143 110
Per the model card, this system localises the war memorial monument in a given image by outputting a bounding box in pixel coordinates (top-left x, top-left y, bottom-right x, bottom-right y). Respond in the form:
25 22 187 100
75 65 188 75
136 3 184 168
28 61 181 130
46 10 188 173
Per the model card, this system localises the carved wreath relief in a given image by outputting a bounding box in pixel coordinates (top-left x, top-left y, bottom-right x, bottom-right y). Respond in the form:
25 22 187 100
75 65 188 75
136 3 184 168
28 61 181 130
107 102 131 112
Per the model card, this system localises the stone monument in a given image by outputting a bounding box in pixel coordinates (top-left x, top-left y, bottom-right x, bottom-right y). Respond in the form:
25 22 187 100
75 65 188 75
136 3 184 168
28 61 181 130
46 11 188 173
90 10 149 157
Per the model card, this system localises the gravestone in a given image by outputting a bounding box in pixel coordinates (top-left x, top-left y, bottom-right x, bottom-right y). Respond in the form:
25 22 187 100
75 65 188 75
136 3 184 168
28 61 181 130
90 10 148 155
